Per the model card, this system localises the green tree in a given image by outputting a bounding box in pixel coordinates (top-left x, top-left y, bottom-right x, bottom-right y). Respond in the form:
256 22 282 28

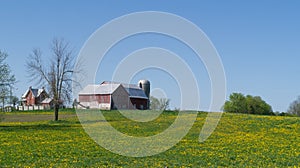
287 96 300 117
223 93 273 115
223 93 247 113
0 51 16 110
245 95 273 115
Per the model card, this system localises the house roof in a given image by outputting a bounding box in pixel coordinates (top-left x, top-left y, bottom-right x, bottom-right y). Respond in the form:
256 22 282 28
41 98 53 104
22 88 46 98
80 81 148 99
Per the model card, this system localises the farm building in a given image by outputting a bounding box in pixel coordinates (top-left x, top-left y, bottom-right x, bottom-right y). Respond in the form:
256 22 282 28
21 86 53 107
78 80 150 110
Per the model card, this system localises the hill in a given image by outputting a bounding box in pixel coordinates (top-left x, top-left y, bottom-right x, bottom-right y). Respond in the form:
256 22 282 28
0 111 299 167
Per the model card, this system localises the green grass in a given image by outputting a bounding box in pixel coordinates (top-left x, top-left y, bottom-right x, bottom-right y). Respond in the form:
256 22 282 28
0 110 299 167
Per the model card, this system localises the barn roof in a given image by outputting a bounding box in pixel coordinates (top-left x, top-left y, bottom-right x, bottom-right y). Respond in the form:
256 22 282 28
123 87 148 99
80 81 148 99
102 81 148 99
79 83 121 95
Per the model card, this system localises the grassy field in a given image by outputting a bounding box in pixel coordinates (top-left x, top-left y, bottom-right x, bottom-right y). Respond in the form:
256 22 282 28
0 110 299 167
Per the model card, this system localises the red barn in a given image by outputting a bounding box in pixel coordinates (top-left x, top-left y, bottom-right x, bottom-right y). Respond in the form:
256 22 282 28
78 81 149 110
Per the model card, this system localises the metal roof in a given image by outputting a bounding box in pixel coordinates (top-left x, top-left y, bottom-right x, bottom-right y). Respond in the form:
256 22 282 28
124 87 148 99
120 84 148 99
102 81 142 89
79 83 121 95
79 82 148 99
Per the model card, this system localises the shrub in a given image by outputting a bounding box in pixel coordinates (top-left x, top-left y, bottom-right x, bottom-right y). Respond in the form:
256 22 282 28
223 93 273 115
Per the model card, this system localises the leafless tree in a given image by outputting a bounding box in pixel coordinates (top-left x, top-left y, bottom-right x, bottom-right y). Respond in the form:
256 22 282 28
287 96 300 117
27 38 79 121
0 50 16 111
150 96 170 111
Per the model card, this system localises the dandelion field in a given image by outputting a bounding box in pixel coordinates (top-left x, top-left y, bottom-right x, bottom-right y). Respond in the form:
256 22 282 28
0 111 299 167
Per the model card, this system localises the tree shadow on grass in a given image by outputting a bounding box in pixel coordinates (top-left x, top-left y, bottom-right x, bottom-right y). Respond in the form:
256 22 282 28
0 120 82 132
0 114 77 123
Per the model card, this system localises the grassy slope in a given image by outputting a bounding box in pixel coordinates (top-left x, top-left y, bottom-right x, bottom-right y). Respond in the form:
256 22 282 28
0 111 299 167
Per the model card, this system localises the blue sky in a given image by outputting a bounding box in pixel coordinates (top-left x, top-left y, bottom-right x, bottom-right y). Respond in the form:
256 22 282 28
1 1 299 112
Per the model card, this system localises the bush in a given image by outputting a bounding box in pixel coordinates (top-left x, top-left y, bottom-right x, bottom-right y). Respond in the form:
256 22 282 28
223 93 273 115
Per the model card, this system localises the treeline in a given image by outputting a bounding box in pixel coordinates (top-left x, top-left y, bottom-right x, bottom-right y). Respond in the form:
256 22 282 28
223 93 300 117
223 93 273 115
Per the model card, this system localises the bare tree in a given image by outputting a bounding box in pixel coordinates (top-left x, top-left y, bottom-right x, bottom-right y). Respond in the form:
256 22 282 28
150 96 170 111
0 50 16 111
150 96 160 110
27 38 78 121
287 96 300 117
159 98 170 111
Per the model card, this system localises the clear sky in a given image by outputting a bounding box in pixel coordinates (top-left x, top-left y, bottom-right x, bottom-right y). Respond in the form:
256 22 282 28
1 1 299 112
